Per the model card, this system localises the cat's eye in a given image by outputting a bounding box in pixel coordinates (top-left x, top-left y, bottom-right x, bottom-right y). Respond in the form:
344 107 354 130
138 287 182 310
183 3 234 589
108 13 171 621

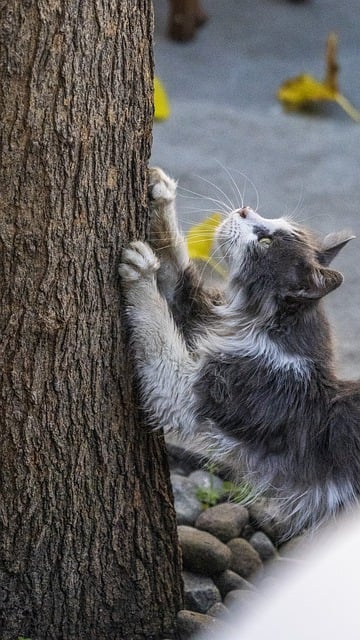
259 237 272 246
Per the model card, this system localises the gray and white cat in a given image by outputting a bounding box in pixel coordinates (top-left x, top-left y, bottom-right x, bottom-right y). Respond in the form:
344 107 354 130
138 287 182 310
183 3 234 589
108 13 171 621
119 167 359 537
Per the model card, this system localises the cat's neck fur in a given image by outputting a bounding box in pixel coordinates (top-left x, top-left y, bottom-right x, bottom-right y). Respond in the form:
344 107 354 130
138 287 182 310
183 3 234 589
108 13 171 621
205 277 336 379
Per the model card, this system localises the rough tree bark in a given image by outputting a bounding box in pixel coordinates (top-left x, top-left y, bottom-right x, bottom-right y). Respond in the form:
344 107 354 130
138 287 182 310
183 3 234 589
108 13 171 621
0 2 183 639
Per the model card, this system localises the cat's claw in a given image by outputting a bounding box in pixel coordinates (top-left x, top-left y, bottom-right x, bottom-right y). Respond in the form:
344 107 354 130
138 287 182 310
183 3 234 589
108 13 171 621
119 241 159 283
148 167 177 204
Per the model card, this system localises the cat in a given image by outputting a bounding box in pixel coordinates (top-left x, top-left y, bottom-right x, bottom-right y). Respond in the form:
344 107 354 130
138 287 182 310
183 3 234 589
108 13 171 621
119 166 359 538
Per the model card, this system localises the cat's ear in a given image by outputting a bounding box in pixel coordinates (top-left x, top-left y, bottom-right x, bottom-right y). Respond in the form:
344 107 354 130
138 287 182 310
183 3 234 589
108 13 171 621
301 267 343 300
316 231 355 266
287 267 343 302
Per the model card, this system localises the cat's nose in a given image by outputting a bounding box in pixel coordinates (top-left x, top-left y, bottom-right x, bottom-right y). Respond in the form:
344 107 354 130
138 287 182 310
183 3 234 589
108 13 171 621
238 207 251 219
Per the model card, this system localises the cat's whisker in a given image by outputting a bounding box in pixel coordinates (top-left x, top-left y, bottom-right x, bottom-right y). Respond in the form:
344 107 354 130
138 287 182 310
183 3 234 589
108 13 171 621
185 236 219 242
150 232 217 240
183 239 230 314
294 212 337 226
177 186 234 214
193 174 236 212
195 239 231 284
174 213 227 228
176 207 228 217
177 189 228 206
214 160 245 210
228 168 260 212
285 185 304 221
151 235 218 247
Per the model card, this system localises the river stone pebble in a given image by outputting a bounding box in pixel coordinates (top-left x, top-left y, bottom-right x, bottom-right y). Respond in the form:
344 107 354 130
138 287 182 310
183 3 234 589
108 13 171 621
171 474 203 525
223 589 257 610
242 523 256 540
227 537 263 578
167 439 204 475
176 610 217 639
195 503 249 542
166 441 304 631
263 555 303 584
178 525 231 575
249 531 277 561
213 569 255 598
206 602 229 619
188 470 224 491
248 497 285 542
183 571 221 614
279 534 311 557
171 466 188 476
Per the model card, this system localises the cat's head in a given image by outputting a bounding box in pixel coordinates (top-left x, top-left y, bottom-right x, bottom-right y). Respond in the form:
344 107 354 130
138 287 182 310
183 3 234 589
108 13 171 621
215 207 354 310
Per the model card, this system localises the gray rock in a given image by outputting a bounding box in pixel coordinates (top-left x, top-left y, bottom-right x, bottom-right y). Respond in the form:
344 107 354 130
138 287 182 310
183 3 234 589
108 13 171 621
213 569 255 598
279 534 311 557
178 525 231 576
170 466 188 476
166 439 205 475
249 531 277 561
188 470 224 491
176 609 217 639
224 589 257 610
195 502 249 542
248 497 285 542
242 523 256 540
206 602 229 619
227 537 263 578
171 474 203 526
263 556 303 582
183 571 221 614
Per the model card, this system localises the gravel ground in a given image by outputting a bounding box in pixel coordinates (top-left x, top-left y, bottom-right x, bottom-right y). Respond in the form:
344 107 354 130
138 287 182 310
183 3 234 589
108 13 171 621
166 442 310 640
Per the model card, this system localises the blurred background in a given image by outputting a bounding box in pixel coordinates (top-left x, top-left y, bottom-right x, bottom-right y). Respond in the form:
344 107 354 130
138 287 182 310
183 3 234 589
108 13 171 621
151 0 360 380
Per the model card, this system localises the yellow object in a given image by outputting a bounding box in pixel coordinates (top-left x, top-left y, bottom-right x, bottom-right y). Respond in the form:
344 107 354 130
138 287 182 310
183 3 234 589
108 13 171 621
154 77 170 121
278 73 336 104
185 213 226 276
277 33 360 122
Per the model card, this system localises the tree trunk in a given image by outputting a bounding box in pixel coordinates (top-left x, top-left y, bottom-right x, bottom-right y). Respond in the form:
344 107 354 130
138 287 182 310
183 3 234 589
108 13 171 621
0 2 183 638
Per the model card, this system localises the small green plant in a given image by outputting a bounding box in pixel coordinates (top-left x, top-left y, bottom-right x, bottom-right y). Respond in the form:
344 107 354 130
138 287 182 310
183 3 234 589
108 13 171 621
196 485 225 509
222 480 253 504
195 470 253 510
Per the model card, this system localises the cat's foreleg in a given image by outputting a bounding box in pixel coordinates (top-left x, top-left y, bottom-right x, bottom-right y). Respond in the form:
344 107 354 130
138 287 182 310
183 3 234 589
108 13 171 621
119 240 197 435
148 167 223 346
148 166 190 303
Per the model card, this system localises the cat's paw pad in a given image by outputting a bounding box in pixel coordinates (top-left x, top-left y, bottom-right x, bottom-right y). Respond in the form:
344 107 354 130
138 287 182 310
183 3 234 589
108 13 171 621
119 241 160 283
148 167 177 204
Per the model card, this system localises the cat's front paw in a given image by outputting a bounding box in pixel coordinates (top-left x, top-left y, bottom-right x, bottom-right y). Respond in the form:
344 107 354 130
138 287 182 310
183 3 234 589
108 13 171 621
119 241 160 285
148 167 177 205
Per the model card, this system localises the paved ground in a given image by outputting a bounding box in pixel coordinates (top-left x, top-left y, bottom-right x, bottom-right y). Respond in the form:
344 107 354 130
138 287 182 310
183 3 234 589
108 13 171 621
151 0 360 379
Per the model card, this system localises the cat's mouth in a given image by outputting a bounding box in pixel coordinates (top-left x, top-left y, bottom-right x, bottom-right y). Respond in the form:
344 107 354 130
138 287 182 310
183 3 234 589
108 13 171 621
214 207 295 267
214 207 261 263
